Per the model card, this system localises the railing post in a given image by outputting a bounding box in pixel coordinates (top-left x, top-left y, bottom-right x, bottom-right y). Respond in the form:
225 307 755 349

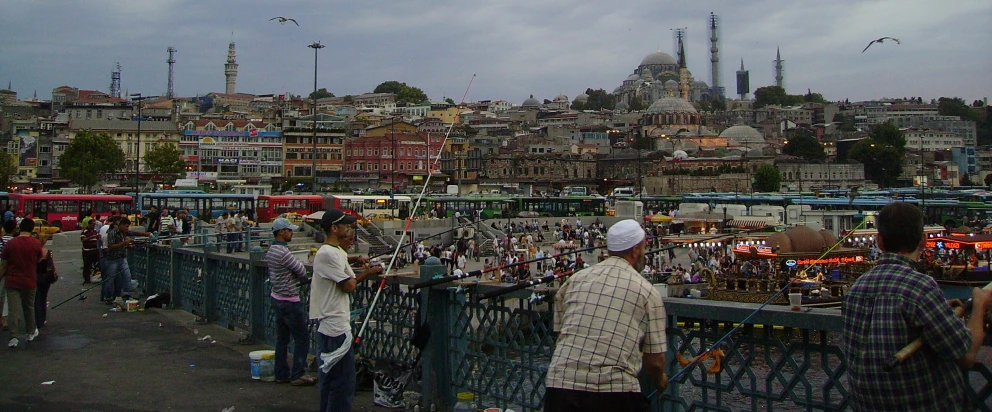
145 246 156 296
248 246 267 343
169 239 182 309
419 257 453 409
203 252 218 323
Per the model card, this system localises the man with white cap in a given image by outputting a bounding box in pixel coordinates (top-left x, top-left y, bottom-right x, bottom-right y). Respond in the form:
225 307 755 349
266 217 316 386
545 219 667 411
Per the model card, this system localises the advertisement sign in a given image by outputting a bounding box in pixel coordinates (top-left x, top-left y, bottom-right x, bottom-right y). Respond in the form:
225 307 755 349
186 171 218 179
216 158 240 165
175 178 199 187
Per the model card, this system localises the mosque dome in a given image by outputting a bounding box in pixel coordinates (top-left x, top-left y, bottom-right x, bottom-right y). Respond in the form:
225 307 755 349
646 96 697 114
615 101 629 111
522 94 541 108
640 51 677 66
626 73 640 82
672 150 689 160
719 125 765 145
664 80 679 89
575 93 589 103
694 80 709 88
554 94 569 102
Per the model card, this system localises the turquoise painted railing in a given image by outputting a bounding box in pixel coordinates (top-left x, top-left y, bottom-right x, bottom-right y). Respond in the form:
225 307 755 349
128 244 991 412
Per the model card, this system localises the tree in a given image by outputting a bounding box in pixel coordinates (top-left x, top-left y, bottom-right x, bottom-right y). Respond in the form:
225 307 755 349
581 88 615 111
373 81 427 104
938 97 979 122
59 131 125 191
628 95 646 111
753 164 782 192
832 113 857 132
849 139 903 187
308 88 334 101
143 143 186 182
0 151 16 191
782 134 826 161
753 85 807 108
709 98 727 111
445 97 455 105
960 173 975 187
984 174 992 186
868 122 906 153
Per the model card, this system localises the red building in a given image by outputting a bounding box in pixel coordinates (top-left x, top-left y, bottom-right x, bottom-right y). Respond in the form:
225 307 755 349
342 132 445 191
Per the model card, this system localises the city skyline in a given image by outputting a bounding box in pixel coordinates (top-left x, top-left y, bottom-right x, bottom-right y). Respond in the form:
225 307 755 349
1 0 990 104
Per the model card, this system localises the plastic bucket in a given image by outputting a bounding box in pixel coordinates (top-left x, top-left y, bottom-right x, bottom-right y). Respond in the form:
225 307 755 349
249 350 276 380
830 269 840 280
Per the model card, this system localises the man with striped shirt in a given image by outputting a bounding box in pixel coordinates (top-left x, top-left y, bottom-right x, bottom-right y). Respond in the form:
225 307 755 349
266 218 316 386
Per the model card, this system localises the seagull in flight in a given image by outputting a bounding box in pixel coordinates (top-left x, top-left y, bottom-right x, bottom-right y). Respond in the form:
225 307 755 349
862 37 900 53
269 16 299 26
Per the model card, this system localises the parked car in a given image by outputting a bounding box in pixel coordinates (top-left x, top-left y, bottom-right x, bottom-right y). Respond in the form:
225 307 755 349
33 218 62 237
365 212 399 221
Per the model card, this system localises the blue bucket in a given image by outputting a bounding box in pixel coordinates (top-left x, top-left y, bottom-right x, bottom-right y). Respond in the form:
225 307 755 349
830 269 840 280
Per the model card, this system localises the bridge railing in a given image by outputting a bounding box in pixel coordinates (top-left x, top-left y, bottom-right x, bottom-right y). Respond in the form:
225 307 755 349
128 245 991 412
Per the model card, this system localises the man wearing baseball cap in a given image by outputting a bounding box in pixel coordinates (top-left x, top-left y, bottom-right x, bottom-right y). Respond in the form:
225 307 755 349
265 217 315 386
311 209 382 412
545 219 667 411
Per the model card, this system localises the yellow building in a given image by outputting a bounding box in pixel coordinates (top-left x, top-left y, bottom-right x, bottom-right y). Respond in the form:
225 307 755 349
67 119 181 175
426 106 462 126
362 121 418 137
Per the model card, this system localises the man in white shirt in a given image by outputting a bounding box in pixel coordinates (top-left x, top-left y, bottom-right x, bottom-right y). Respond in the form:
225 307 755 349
310 209 381 412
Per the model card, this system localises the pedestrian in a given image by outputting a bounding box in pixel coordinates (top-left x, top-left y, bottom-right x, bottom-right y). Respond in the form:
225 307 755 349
266 218 317 386
841 202 990 411
217 212 229 251
103 218 152 302
99 216 119 302
159 208 176 238
145 205 161 233
545 219 667 411
1 218 45 348
310 209 382 412
81 219 101 284
34 237 57 329
0 219 17 330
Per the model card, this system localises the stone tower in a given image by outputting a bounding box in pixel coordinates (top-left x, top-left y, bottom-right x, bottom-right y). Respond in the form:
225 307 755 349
736 59 750 100
676 28 690 101
709 13 721 99
774 47 784 90
224 42 238 94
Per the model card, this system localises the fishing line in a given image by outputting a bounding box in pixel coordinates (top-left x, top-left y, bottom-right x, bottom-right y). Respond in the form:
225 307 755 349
355 74 476 345
648 219 867 400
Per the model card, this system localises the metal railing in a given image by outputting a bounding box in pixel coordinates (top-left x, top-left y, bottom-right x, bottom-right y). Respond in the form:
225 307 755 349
127 247 991 412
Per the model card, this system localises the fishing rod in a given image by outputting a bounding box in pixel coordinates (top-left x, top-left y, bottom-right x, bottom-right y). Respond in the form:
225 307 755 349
884 279 992 370
354 74 477 346
410 243 602 290
367 220 481 260
647 219 867 401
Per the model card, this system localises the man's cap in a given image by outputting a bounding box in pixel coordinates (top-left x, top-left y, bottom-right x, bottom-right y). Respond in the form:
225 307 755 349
607 219 646 252
271 218 299 233
321 209 358 230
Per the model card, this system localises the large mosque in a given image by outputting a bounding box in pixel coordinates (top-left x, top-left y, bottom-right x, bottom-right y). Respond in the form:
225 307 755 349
614 49 713 110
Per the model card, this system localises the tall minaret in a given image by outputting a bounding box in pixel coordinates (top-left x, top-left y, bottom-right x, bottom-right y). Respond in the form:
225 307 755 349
709 13 721 99
676 28 690 101
774 47 784 90
736 59 750 100
224 42 238 94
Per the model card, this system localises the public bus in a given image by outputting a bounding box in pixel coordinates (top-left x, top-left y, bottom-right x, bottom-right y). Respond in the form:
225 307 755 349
6 193 133 230
518 197 610 217
420 196 517 219
256 195 325 223
137 192 256 221
323 195 413 220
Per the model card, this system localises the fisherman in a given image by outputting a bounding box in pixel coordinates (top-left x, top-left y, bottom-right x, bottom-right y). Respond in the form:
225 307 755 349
545 219 667 411
841 202 990 411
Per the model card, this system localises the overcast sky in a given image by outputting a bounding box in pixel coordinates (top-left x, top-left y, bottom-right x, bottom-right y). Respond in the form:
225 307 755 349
2 0 990 105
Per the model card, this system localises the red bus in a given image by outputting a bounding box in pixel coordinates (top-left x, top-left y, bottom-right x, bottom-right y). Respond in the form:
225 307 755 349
7 193 133 230
322 195 413 220
256 195 324 223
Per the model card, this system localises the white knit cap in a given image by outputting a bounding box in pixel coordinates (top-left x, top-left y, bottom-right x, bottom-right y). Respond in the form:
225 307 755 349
607 219 646 252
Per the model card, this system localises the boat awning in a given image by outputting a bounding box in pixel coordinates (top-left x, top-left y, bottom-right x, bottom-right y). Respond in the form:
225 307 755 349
728 218 772 229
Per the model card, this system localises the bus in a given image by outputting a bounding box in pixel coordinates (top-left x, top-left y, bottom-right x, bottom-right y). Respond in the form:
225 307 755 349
137 192 256 221
518 197 610 217
6 193 133 230
421 196 517 219
323 195 413 220
639 195 683 214
256 195 325 223
562 186 589 197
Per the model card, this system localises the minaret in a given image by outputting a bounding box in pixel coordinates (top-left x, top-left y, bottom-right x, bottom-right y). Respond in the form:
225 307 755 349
676 28 690 101
774 47 784 90
224 42 238 94
167 46 177 99
110 63 121 98
736 59 750 100
709 13 721 99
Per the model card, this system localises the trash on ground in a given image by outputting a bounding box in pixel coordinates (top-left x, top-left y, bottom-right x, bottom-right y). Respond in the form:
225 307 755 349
221 407 235 412
41 381 55 385
199 335 212 341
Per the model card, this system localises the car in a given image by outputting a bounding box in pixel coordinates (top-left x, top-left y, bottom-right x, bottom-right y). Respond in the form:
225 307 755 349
352 189 365 195
32 218 62 237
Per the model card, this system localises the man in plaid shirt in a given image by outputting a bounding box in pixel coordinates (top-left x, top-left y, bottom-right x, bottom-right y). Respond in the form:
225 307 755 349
545 219 667 411
842 202 989 411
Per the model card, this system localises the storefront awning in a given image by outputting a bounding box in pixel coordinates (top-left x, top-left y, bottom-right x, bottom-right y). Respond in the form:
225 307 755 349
728 218 772 229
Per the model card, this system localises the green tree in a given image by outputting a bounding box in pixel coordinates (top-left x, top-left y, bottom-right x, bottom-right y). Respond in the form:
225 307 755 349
868 122 906 153
570 100 585 111
0 151 16 191
581 88 615 111
709 98 727 111
373 81 427 104
960 173 975 186
59 131 126 192
445 97 455 105
849 139 903 187
782 134 826 161
342 95 354 103
984 174 992 186
832 112 857 132
938 97 980 122
143 143 186 182
753 163 782 192
753 85 807 108
628 95 646 111
308 88 334 101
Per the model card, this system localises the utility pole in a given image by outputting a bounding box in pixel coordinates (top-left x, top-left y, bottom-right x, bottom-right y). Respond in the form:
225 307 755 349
308 41 325 194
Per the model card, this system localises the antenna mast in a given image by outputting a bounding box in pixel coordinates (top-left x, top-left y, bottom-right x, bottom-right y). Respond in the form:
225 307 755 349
167 46 177 99
110 62 121 98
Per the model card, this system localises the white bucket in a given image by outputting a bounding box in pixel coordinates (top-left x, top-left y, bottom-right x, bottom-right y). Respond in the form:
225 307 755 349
249 350 276 381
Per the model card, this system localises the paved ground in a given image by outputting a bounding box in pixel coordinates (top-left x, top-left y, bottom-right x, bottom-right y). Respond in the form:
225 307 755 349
0 245 380 412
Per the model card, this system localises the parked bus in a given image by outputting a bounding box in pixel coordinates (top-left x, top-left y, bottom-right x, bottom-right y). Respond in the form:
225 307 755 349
518 197 610 217
6 193 133 230
323 195 413 220
256 195 324 223
137 192 256 221
420 196 517 219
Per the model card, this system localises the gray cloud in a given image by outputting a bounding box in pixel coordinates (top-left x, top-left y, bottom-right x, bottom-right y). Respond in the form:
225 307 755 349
1 0 989 104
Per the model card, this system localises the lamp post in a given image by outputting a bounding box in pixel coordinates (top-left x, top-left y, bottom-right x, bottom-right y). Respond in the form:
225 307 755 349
129 93 143 211
308 41 325 195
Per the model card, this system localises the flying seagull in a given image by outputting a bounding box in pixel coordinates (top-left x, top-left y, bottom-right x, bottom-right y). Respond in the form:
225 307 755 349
862 37 900 53
269 16 299 26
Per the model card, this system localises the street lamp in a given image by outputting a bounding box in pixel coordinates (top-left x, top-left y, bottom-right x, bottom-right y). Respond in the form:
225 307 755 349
129 93 144 210
308 41 325 195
